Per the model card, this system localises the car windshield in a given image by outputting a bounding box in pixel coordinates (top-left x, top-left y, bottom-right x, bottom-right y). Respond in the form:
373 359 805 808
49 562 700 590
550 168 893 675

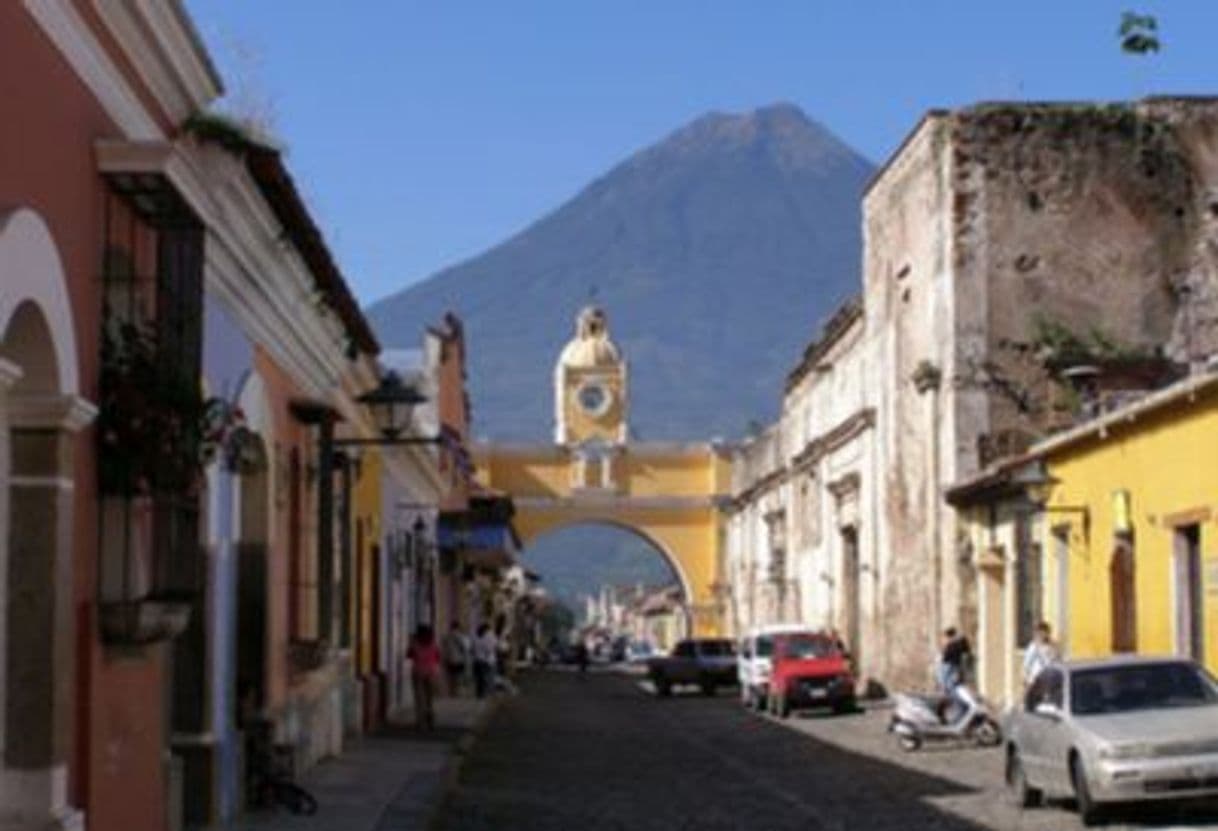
1071 662 1218 716
755 636 774 658
700 640 737 657
782 634 836 659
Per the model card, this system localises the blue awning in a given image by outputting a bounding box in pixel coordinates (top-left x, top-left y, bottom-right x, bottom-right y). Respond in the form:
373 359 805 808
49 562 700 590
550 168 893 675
437 522 519 569
437 523 515 551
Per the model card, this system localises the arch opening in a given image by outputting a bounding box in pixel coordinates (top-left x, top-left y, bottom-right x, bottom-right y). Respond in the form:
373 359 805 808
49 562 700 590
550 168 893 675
522 520 692 654
0 206 84 827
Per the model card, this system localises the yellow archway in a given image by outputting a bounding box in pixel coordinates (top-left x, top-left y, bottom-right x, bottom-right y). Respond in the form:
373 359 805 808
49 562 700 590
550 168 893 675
474 441 732 635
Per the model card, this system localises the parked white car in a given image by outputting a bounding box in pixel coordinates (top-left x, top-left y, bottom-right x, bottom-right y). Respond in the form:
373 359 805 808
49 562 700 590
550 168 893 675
1005 655 1218 826
737 624 815 711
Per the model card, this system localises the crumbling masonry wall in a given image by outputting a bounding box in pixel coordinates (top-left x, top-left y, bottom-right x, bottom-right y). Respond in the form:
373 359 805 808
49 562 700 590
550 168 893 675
863 98 1218 689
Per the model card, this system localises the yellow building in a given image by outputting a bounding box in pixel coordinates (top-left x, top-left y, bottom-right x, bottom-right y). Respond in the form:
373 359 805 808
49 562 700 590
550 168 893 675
476 307 733 635
949 371 1218 705
349 446 384 729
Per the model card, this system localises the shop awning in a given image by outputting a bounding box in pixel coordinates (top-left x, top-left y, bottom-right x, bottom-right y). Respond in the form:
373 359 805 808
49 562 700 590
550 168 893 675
438 491 520 570
437 522 516 553
437 522 520 570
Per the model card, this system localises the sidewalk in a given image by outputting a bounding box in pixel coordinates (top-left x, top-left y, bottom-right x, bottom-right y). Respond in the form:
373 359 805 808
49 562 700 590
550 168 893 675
226 696 496 831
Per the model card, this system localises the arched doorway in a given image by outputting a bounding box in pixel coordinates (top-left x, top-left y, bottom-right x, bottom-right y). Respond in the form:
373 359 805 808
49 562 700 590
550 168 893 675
0 208 91 829
522 521 692 653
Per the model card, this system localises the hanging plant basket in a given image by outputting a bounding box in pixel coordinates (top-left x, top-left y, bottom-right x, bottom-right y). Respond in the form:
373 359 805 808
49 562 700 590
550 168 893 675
97 320 218 496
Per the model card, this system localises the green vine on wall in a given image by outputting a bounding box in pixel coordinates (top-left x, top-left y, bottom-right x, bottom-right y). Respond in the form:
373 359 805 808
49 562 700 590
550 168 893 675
97 320 234 496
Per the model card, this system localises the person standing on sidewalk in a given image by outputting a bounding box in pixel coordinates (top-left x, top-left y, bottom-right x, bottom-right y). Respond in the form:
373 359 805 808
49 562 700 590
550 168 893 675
407 624 441 731
472 623 498 699
1022 621 1061 688
442 621 469 696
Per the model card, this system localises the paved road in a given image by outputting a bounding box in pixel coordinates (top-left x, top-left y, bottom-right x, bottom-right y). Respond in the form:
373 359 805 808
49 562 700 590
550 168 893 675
436 670 1218 831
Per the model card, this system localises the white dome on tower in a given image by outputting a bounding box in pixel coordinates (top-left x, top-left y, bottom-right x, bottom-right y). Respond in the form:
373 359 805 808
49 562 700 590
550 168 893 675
558 306 621 368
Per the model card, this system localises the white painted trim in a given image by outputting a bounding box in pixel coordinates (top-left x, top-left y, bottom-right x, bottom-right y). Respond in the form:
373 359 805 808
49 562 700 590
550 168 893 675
0 763 81 830
91 0 221 124
8 394 97 433
0 209 82 396
0 360 23 392
8 476 75 491
22 0 161 140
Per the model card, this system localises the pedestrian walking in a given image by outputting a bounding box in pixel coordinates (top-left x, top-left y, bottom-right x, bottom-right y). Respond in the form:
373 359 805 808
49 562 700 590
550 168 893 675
472 623 498 699
442 621 469 696
407 624 441 731
1022 620 1061 687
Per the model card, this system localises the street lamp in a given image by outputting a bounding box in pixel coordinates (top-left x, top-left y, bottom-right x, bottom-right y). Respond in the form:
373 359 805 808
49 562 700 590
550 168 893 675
1013 462 1091 539
357 371 428 441
325 372 444 448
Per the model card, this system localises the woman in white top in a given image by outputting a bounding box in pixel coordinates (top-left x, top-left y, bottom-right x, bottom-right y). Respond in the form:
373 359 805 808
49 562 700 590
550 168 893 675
1022 621 1061 687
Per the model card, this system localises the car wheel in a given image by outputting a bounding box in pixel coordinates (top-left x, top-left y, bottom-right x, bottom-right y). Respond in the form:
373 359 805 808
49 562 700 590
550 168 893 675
1071 754 1103 826
754 689 768 712
654 678 671 697
896 731 921 752
1005 748 1042 808
700 681 716 697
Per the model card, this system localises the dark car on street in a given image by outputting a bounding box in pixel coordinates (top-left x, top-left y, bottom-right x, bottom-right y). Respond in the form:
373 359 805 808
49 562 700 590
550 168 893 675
647 638 738 696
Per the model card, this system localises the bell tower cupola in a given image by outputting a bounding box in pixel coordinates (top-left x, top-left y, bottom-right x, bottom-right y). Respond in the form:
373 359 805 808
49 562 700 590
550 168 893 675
554 306 628 445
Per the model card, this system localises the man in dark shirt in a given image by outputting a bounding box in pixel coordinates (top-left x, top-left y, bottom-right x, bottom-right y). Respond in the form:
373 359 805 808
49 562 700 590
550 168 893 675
939 627 972 691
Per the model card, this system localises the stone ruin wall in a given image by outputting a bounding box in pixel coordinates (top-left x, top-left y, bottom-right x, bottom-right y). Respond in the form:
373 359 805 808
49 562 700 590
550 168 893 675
951 100 1218 454
860 99 1218 690
862 118 954 687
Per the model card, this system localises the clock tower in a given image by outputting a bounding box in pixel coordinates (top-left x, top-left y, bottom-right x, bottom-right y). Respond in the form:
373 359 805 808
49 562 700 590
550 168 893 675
554 306 628 445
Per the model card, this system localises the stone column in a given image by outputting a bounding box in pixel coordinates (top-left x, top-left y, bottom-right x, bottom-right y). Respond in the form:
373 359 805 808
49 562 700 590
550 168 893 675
1 393 94 831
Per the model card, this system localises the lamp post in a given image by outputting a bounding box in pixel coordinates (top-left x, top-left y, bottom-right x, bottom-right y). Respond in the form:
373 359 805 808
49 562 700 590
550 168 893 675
334 372 441 447
291 371 448 653
1014 463 1091 540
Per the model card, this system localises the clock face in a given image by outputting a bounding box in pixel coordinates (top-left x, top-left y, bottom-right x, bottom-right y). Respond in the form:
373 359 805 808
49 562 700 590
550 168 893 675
577 383 611 416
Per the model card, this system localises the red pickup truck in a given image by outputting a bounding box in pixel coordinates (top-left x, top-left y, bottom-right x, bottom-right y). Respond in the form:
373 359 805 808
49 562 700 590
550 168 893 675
767 632 855 718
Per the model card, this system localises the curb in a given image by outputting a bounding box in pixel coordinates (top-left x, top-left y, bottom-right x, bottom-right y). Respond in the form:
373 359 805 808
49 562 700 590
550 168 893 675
424 694 505 830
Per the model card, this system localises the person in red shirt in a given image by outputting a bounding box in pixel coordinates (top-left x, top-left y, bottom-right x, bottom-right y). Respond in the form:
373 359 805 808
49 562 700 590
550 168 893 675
407 624 442 731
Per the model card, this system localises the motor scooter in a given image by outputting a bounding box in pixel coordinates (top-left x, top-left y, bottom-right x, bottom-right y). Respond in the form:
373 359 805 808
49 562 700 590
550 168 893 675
888 684 1002 751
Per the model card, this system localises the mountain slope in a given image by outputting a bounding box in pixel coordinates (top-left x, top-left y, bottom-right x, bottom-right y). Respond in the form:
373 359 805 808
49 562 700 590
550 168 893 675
367 103 874 440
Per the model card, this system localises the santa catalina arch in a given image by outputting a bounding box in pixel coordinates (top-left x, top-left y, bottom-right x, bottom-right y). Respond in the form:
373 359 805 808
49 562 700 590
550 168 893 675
474 307 732 635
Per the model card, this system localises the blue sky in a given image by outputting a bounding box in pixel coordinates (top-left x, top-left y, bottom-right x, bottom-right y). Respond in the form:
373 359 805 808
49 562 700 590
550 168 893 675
183 2 1216 306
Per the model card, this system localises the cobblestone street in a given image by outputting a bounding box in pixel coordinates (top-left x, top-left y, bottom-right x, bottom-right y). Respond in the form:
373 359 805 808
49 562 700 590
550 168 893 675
436 670 1218 831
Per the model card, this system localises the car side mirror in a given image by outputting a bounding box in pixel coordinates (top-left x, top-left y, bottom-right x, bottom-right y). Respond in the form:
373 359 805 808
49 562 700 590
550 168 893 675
1034 702 1061 721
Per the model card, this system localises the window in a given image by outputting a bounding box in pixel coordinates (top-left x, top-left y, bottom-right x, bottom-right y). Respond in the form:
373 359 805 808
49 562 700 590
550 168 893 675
1070 662 1218 716
1175 525 1204 661
1014 514 1042 647
1110 534 1136 652
98 186 205 607
674 641 695 658
780 634 836 660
